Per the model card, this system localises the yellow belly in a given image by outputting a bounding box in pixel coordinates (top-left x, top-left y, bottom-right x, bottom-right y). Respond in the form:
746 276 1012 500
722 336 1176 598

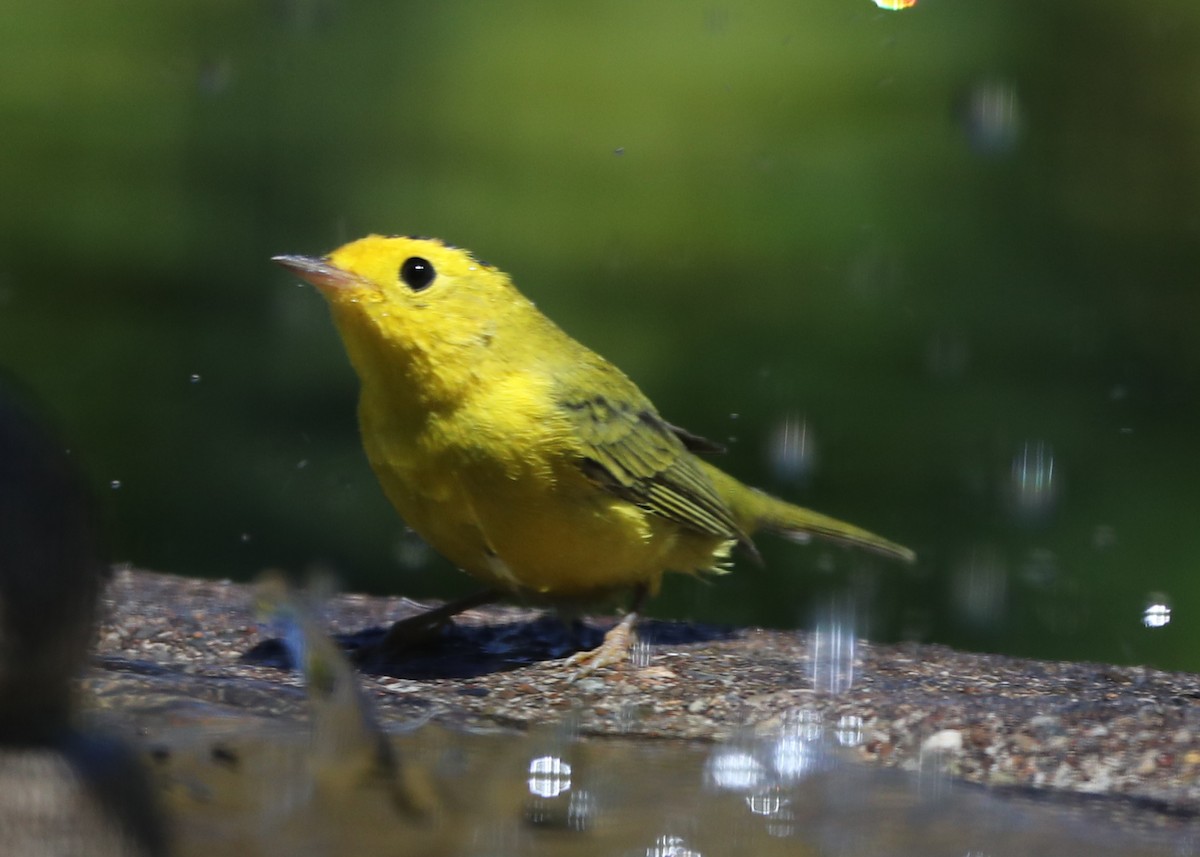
362 421 730 598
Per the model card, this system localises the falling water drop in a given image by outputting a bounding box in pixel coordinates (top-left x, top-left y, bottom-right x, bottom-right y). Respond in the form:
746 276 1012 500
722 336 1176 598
767 413 817 484
1142 598 1171 629
810 601 857 695
1010 440 1058 523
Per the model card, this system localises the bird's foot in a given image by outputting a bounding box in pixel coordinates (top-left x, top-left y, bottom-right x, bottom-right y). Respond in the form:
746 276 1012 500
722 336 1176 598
351 588 502 669
564 612 638 678
350 612 450 667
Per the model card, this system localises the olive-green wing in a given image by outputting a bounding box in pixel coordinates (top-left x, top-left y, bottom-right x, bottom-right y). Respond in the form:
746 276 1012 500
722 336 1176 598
555 371 749 547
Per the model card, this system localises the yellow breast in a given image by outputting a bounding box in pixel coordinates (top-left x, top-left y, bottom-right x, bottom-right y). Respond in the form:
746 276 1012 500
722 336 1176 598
358 375 730 598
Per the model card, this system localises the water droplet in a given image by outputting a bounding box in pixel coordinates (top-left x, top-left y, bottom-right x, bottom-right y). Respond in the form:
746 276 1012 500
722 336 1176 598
951 546 1008 631
835 714 864 747
810 601 857 695
704 744 766 791
1143 599 1171 629
644 833 700 857
1092 525 1117 550
526 755 571 799
1021 550 1083 635
1019 547 1059 588
566 788 595 832
959 77 1021 155
1010 440 1058 523
392 529 432 570
629 636 654 668
196 57 232 95
924 329 970 380
746 788 786 817
768 413 816 484
617 701 644 734
772 710 828 780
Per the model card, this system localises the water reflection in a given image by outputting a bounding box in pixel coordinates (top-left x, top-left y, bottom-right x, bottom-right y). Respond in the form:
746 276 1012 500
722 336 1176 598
523 714 593 832
771 709 829 782
642 833 702 857
140 702 1200 857
835 714 864 748
704 743 767 792
527 755 571 799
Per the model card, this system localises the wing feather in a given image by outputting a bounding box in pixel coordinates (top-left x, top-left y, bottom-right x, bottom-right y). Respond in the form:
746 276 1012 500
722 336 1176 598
556 372 748 546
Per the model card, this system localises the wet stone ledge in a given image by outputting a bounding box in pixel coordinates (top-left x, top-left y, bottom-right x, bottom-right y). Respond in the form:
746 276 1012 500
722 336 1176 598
91 569 1200 816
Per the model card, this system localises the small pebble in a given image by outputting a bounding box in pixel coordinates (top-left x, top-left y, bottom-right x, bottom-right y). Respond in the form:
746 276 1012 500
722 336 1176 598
921 729 963 754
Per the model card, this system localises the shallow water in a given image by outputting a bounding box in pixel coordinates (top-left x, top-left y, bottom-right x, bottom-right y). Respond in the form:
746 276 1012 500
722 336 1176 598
110 703 1194 857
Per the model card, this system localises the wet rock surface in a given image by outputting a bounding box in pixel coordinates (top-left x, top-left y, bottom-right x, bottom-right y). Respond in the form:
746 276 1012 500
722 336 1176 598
93 568 1200 827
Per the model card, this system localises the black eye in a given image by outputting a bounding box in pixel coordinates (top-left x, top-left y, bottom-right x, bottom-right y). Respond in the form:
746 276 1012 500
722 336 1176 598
399 256 436 291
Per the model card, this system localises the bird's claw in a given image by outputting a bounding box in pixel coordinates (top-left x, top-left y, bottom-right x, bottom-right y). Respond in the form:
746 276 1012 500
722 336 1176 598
564 616 637 679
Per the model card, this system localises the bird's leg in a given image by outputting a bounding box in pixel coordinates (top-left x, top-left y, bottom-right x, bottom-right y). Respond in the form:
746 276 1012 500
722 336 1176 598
564 583 649 676
353 588 503 666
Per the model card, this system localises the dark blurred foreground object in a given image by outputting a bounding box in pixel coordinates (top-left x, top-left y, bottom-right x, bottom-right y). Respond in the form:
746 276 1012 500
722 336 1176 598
0 378 166 856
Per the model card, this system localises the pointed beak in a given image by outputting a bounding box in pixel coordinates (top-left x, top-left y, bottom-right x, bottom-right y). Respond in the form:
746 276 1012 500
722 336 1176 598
271 254 363 291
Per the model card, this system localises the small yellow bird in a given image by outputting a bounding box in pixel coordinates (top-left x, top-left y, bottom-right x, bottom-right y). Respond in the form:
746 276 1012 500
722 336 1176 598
274 236 913 670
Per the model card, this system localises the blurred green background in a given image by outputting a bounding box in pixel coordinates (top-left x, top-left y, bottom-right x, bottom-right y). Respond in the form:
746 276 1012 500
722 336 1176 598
3 0 1199 670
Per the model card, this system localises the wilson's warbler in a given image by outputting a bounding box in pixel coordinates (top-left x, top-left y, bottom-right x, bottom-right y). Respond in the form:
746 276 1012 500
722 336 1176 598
273 236 913 671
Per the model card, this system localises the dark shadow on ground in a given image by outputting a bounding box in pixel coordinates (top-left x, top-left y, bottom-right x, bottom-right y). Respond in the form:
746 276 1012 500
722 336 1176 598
242 616 741 680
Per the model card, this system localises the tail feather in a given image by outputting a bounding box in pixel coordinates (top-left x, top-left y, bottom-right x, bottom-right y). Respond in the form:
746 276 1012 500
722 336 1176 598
757 499 916 563
697 460 916 564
